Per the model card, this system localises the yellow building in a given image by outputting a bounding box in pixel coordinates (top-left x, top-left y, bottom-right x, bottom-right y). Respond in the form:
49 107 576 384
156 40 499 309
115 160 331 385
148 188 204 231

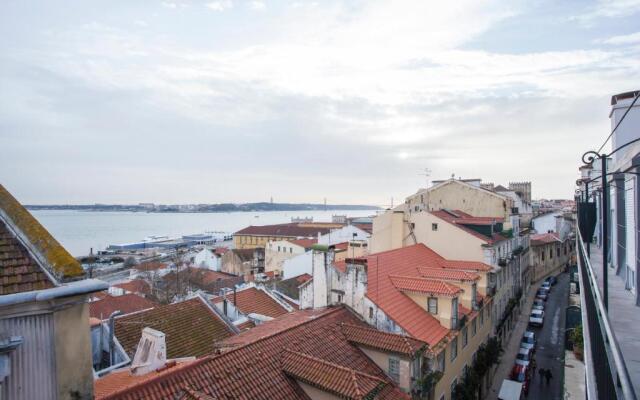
233 222 341 249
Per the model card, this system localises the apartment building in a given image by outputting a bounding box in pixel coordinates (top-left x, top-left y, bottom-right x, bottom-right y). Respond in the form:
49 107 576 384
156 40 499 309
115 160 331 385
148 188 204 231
300 244 495 400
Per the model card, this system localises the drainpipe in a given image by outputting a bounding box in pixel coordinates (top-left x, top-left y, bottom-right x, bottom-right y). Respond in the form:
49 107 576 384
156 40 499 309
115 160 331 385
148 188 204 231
108 310 122 365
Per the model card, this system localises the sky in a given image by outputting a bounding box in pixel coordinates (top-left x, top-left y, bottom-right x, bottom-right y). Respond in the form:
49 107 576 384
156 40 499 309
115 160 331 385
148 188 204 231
1 0 639 206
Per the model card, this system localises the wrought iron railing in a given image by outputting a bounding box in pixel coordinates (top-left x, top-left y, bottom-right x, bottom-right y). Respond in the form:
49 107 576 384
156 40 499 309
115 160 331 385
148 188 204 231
576 229 637 400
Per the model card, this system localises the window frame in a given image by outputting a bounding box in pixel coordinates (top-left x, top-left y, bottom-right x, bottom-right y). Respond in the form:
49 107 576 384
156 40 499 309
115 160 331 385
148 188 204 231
428 297 438 314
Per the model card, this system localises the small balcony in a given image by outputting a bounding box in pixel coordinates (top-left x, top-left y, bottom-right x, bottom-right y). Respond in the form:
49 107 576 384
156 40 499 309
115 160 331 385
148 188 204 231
498 258 507 267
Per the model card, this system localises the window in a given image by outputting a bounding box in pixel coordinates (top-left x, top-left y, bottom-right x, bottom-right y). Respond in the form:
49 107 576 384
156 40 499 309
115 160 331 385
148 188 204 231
277 246 281 252
557 247 560 257
432 223 438 231
451 378 458 398
480 307 484 326
462 327 468 348
428 297 438 314
369 307 374 319
471 284 477 309
388 357 400 383
337 294 343 303
472 318 477 336
290 247 293 253
550 248 553 259
437 350 446 372
450 337 458 361
542 250 545 261
451 298 458 329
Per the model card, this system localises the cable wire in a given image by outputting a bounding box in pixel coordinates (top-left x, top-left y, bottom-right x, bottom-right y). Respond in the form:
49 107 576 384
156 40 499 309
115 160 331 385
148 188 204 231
597 93 639 154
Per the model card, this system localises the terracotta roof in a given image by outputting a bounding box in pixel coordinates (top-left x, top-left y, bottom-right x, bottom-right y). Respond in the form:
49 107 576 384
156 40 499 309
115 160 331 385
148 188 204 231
341 323 427 356
95 359 196 400
212 286 289 318
431 210 507 244
135 261 168 272
281 350 387 399
235 223 333 238
113 279 150 295
213 247 228 256
531 232 562 245
288 238 317 248
114 297 235 359
417 267 480 282
235 320 256 331
89 294 156 320
179 387 217 400
296 273 312 284
438 259 493 272
0 184 83 280
0 219 55 295
364 244 454 345
275 274 309 300
390 275 463 297
334 241 349 251
98 307 408 400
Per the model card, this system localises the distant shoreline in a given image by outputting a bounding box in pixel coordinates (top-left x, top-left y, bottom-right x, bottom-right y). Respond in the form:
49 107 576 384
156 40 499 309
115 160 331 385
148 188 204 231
25 203 381 213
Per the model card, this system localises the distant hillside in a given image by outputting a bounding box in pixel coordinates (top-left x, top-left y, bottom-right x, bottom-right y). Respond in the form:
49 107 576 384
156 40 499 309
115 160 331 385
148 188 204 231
25 202 381 213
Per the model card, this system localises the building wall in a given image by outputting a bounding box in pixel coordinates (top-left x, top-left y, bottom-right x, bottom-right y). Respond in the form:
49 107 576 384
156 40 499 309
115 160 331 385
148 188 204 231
317 225 370 246
54 299 95 400
529 241 572 282
406 180 513 228
434 302 493 400
193 248 221 271
282 252 313 279
369 211 406 253
234 234 296 249
359 347 413 392
297 381 342 400
265 240 305 275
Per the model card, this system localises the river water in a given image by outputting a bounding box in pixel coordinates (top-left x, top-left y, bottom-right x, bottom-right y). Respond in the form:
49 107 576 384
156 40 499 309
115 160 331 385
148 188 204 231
31 209 377 256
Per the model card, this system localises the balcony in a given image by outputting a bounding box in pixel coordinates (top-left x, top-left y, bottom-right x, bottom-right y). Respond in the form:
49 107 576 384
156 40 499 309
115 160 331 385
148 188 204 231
498 258 507 267
576 230 638 399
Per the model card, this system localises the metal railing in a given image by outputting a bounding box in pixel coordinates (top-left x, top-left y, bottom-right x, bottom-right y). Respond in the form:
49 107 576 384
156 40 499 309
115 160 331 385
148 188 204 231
576 229 637 400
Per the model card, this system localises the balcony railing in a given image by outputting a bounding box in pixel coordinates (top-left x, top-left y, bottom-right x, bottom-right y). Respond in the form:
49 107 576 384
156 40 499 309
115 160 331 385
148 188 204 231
576 229 637 400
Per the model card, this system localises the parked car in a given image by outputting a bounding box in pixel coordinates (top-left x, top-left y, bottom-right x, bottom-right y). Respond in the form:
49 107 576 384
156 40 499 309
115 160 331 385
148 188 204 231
546 276 557 286
541 281 552 292
520 331 536 351
529 309 545 327
510 364 530 395
533 299 545 310
536 288 548 301
515 347 533 367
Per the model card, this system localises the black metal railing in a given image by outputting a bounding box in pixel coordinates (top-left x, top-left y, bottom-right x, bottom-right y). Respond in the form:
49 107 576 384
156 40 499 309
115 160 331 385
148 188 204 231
576 229 637 400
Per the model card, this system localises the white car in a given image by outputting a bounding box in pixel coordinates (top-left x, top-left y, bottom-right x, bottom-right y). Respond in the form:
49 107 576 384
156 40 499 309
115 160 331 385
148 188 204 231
541 282 552 292
529 310 544 327
515 347 533 367
520 331 536 351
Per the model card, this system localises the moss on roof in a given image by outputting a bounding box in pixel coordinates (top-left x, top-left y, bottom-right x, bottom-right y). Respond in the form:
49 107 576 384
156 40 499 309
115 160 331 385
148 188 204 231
0 184 83 279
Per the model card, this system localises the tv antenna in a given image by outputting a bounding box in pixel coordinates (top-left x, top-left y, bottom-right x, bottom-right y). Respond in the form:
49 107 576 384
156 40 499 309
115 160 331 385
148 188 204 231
418 168 432 187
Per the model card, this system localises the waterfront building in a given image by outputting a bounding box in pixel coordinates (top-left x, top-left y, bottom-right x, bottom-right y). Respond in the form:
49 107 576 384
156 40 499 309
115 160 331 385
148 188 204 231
233 222 341 249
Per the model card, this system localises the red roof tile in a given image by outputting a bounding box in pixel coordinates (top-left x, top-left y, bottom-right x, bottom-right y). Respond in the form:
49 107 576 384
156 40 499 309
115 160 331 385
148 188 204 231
341 323 427 356
289 238 317 248
114 297 235 359
235 223 334 238
213 247 228 256
113 279 150 295
0 219 55 295
531 232 562 245
90 294 156 320
334 241 349 251
99 307 408 400
281 350 387 399
417 267 480 282
212 287 289 318
390 275 463 297
295 273 312 284
431 210 508 244
95 360 196 400
364 244 455 345
439 259 493 272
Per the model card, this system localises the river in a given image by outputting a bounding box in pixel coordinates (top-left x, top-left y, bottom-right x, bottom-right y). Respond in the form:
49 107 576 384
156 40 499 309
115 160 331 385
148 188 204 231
31 209 377 256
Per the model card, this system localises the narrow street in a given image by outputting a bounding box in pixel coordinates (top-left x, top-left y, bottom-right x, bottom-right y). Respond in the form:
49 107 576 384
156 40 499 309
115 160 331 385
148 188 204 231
526 272 569 399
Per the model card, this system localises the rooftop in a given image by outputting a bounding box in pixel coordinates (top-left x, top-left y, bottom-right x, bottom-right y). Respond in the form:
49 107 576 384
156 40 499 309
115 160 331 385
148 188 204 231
212 286 289 318
234 223 335 238
431 209 508 244
531 232 562 245
90 293 156 320
114 296 235 359
0 184 83 293
97 307 408 400
341 323 428 356
113 279 151 295
364 244 492 345
288 238 318 248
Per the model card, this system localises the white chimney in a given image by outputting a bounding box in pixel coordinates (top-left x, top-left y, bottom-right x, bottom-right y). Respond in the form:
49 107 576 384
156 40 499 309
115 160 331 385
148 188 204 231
130 327 166 376
610 90 640 166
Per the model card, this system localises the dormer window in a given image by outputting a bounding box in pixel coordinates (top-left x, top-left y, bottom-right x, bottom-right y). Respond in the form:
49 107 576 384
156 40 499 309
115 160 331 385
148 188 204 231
428 297 438 314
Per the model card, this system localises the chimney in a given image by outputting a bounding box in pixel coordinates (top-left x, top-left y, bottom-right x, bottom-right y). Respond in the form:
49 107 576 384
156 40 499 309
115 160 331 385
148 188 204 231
130 328 166 376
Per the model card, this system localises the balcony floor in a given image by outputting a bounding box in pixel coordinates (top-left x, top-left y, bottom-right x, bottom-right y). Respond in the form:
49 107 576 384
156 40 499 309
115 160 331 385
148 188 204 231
589 244 640 396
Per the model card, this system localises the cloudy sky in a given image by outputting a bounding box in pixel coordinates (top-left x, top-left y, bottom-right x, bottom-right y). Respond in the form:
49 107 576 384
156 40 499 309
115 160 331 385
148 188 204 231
1 0 639 206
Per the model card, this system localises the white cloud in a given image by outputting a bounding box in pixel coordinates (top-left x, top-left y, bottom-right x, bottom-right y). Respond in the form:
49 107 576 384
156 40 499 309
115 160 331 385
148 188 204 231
599 31 640 45
206 1 233 11
249 1 266 11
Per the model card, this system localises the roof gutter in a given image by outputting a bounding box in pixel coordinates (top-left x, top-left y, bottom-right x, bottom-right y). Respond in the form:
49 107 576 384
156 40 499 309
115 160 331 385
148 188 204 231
0 279 108 307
